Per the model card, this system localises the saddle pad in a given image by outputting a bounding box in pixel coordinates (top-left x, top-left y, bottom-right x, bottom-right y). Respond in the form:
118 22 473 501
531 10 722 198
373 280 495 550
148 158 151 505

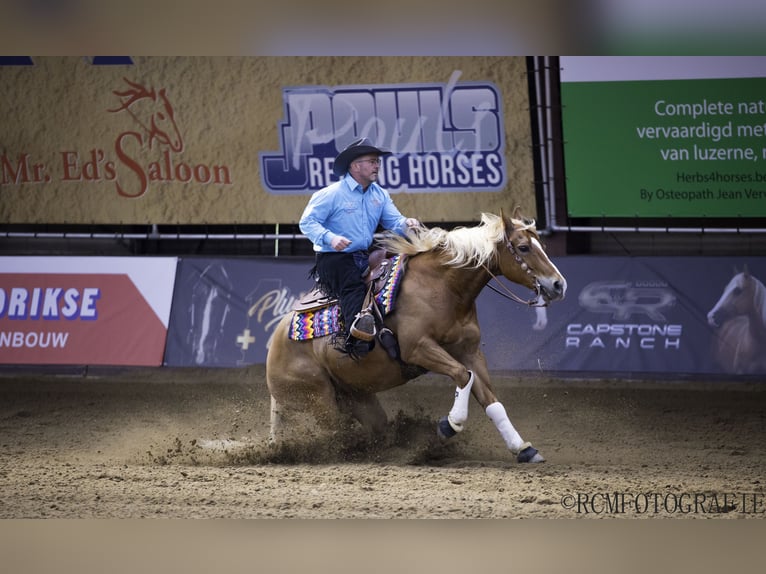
374 253 406 315
289 305 341 341
289 254 406 341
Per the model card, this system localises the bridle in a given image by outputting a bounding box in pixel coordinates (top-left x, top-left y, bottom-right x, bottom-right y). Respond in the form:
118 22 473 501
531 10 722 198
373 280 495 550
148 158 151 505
482 235 546 307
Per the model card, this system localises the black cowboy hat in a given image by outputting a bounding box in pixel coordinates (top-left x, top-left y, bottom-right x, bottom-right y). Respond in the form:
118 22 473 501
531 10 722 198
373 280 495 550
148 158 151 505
333 137 391 177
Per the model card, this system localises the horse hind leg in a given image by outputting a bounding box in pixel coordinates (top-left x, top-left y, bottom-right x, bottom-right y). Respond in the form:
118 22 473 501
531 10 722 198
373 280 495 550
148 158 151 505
269 396 287 446
268 379 349 457
269 395 305 448
338 390 389 443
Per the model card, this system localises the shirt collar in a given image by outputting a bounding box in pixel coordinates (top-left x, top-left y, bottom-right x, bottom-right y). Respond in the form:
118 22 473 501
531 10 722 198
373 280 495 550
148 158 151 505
342 172 375 194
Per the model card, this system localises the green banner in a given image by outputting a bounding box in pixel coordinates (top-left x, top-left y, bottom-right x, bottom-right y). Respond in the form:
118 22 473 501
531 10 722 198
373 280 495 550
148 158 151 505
562 77 766 218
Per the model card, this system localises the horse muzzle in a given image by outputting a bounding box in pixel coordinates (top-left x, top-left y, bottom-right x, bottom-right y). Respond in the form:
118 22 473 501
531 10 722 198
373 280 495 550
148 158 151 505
538 276 567 304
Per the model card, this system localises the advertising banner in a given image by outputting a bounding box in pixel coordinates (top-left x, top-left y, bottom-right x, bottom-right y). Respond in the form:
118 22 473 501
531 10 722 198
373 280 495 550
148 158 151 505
165 254 766 377
560 56 766 218
480 256 766 376
0 257 177 366
164 257 316 367
1 57 535 226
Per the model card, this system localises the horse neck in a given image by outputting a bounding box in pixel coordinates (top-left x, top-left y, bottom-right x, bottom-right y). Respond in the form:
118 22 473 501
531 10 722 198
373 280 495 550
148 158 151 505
441 261 493 309
408 252 489 309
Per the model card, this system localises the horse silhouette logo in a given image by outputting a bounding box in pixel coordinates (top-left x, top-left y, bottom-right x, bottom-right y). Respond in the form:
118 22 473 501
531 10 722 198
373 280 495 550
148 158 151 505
108 77 184 152
707 266 766 374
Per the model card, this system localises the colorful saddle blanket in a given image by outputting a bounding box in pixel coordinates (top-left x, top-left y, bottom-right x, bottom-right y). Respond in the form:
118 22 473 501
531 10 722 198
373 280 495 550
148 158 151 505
289 254 406 341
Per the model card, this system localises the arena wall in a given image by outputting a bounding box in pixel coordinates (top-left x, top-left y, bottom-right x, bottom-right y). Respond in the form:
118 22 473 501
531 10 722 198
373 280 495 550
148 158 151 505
3 254 765 378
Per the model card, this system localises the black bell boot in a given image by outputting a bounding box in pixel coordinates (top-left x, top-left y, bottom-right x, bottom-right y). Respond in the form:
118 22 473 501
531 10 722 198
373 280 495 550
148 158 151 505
344 335 374 360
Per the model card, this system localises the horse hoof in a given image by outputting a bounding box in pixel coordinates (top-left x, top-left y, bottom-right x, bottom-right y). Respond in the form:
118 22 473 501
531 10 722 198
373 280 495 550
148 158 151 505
437 416 458 440
517 445 545 463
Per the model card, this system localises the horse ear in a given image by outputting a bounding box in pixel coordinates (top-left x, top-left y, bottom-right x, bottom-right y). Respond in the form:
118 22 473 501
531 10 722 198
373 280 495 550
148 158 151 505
510 205 536 228
743 263 750 276
500 208 515 235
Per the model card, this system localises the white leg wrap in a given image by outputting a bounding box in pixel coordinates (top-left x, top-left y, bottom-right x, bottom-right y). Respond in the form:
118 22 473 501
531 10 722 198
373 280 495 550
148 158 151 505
447 370 474 432
485 401 525 454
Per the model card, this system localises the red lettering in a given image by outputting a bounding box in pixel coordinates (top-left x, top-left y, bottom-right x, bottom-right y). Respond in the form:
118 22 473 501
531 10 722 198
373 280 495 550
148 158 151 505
114 132 148 198
103 160 116 180
61 151 82 180
1 153 31 184
82 149 105 181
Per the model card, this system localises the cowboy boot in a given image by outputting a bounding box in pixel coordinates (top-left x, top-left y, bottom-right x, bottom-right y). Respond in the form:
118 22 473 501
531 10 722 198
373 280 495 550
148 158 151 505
349 310 376 341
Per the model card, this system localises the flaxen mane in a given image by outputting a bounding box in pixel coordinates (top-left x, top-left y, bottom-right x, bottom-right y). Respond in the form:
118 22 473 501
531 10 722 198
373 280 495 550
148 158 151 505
381 213 536 269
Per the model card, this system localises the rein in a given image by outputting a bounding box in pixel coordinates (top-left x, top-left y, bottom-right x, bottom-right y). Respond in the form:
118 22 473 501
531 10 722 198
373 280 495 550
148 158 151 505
482 264 544 307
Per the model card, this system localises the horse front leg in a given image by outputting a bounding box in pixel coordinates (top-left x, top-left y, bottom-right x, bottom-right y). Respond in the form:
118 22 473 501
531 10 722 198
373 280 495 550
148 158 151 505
454 357 545 463
400 336 474 435
484 401 545 463
399 340 475 432
403 340 544 463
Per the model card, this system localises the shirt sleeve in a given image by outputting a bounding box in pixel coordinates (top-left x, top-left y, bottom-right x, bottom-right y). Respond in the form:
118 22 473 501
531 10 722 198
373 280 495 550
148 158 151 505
299 189 336 249
377 190 408 236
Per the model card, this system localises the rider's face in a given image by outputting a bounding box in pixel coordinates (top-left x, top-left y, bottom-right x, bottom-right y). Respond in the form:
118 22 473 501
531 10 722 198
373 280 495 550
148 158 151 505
350 154 382 187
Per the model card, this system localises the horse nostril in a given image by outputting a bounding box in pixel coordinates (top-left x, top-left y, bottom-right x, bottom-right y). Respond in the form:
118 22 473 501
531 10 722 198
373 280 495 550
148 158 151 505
553 280 563 294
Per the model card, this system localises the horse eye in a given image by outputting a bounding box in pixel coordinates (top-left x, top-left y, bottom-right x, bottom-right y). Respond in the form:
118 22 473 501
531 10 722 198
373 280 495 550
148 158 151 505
732 287 742 296
517 244 531 254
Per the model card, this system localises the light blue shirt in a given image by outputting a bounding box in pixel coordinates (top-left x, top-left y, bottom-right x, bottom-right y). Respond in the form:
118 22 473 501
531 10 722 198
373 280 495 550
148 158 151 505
299 173 408 253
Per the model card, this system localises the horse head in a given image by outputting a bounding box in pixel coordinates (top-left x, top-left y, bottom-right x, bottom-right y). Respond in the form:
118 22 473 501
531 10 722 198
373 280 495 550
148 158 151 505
496 207 566 306
707 266 760 328
109 77 184 152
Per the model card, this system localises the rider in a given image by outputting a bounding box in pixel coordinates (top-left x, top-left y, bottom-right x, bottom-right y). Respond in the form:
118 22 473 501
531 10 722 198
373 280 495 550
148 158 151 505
299 137 420 358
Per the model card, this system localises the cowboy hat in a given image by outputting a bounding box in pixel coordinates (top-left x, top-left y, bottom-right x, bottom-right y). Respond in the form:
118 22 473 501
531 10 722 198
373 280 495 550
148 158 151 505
333 137 391 177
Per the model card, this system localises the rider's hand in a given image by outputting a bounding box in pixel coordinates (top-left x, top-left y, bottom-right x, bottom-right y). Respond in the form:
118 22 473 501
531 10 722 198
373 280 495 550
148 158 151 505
331 235 351 251
405 218 420 228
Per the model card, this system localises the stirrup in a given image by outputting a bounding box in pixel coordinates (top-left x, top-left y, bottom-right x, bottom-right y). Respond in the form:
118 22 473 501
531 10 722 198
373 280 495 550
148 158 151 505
349 311 376 341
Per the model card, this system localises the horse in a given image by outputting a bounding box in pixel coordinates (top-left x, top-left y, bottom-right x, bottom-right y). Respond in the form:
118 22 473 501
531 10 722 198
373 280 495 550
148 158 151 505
707 266 766 374
265 209 567 463
108 77 184 152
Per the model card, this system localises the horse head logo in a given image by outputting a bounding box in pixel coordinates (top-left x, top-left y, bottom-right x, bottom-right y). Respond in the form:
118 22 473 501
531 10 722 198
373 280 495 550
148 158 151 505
706 265 766 374
707 265 763 328
108 77 184 152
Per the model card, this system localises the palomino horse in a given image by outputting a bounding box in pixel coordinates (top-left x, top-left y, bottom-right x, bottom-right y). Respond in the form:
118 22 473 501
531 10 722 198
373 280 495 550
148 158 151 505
707 266 766 374
266 210 567 462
